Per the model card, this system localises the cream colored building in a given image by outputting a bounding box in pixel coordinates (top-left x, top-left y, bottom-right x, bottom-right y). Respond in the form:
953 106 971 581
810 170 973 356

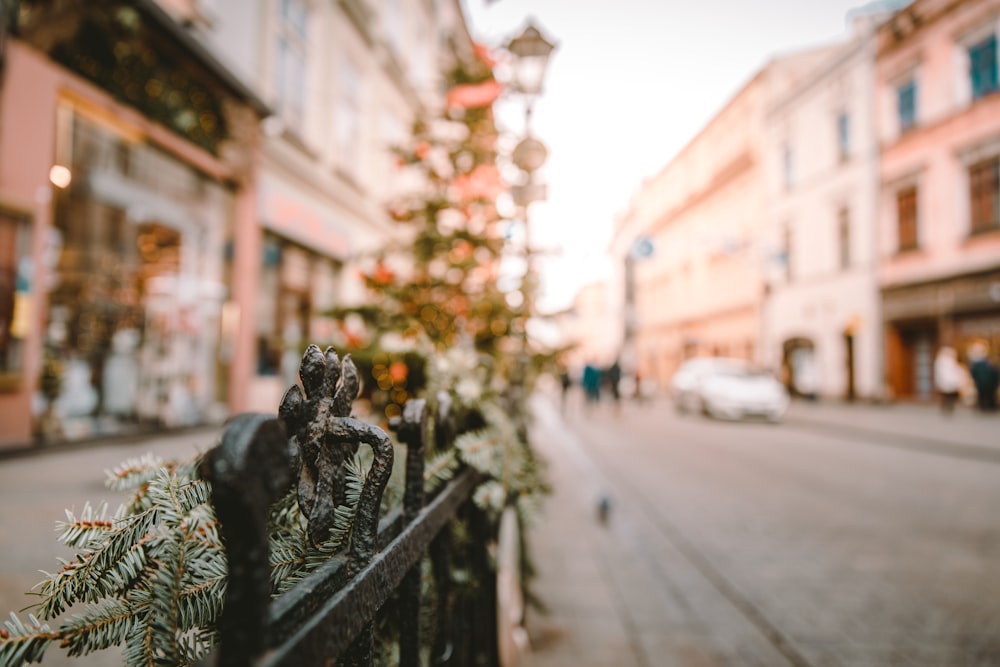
761 6 898 401
610 47 837 391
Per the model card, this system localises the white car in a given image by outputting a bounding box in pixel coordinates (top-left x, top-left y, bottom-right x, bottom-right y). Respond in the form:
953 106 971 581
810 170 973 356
671 357 789 422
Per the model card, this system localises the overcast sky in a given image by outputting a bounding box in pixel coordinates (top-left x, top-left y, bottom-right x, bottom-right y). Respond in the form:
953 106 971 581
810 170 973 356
460 0 868 311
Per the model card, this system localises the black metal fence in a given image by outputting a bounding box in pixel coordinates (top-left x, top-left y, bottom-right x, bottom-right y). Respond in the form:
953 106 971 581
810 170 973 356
196 346 501 667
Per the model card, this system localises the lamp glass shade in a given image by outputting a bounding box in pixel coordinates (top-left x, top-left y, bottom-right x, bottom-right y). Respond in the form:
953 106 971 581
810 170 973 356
506 24 555 96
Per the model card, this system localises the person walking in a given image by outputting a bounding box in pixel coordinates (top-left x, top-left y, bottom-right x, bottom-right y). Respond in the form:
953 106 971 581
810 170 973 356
559 368 572 413
581 362 602 409
968 342 999 412
606 359 622 414
933 346 964 415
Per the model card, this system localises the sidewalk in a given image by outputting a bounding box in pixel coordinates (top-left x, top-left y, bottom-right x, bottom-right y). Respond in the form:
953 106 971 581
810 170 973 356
783 398 999 453
520 397 645 667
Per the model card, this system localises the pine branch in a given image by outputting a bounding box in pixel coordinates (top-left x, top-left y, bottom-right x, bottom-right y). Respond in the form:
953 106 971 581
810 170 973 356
36 508 157 619
146 546 183 665
423 450 458 494
0 612 57 666
123 611 156 667
106 454 167 493
55 502 117 549
57 597 143 657
455 429 500 476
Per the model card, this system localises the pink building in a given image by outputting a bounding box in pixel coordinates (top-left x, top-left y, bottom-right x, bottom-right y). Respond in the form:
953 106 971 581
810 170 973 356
0 1 267 446
876 0 1000 400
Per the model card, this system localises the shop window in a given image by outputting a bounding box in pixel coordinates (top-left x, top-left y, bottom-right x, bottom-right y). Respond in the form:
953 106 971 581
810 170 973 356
969 155 999 235
896 185 919 252
968 33 998 101
0 209 30 389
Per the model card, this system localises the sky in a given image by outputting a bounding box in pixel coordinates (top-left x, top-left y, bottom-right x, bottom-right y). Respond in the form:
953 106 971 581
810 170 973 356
460 0 869 312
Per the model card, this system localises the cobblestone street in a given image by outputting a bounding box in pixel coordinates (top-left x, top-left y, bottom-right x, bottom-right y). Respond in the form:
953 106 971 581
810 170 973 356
524 394 1000 667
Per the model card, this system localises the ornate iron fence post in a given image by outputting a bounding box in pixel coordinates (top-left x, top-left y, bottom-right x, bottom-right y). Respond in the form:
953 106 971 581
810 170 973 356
200 413 292 667
390 398 428 667
196 343 509 667
279 345 394 667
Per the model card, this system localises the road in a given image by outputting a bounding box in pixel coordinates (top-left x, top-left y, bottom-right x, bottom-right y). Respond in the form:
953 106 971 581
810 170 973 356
524 395 1000 667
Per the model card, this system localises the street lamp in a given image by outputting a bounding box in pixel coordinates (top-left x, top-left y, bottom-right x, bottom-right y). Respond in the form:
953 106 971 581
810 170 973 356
504 20 556 338
506 21 557 121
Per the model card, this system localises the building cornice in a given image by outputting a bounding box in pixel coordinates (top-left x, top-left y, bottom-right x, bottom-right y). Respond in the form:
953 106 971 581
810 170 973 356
650 151 756 235
876 0 964 56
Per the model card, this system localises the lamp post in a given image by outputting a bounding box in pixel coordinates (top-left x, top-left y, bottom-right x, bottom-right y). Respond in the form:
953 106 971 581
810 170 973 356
505 19 556 342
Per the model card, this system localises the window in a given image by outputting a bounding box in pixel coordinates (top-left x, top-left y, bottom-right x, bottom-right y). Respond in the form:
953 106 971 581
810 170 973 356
896 186 919 251
275 0 309 126
837 111 850 160
0 209 29 387
969 156 1000 234
968 33 998 101
336 57 363 175
838 207 851 269
897 78 917 132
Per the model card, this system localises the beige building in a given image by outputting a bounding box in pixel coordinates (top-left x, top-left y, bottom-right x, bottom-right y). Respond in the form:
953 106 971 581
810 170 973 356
761 6 898 401
876 0 1000 400
610 47 836 391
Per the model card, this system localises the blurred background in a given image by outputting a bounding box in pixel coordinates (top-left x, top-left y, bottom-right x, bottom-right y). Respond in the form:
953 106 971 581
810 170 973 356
1 0 999 448
2 3 1000 666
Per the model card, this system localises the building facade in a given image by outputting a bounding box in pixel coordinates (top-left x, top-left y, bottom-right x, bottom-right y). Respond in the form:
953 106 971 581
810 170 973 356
0 0 477 446
611 47 837 391
0 0 267 446
876 0 1000 400
761 10 889 401
183 0 474 411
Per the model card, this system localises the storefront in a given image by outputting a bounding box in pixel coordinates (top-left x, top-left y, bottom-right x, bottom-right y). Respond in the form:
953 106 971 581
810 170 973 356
0 1 267 446
883 268 1000 400
41 109 234 438
247 174 352 411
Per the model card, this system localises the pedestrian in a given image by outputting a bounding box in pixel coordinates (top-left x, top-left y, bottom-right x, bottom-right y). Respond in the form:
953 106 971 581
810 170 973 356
633 370 645 404
933 346 964 415
559 368 572 413
581 362 601 408
606 359 622 413
968 342 999 412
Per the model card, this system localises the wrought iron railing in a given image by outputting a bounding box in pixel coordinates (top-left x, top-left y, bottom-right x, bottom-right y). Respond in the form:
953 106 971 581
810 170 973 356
196 346 499 667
